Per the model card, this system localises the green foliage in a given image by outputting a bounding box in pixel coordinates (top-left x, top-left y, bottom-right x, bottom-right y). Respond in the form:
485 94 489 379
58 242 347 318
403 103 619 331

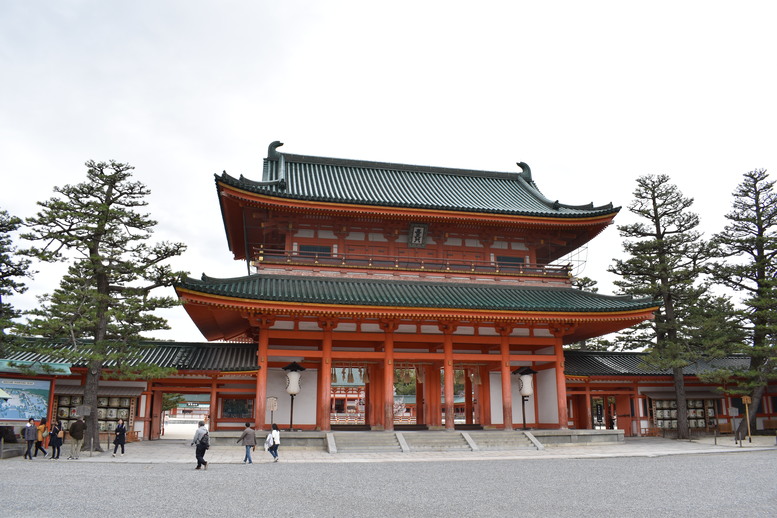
19 160 186 447
608 175 733 439
708 169 777 419
571 276 599 293
162 393 185 412
0 209 33 356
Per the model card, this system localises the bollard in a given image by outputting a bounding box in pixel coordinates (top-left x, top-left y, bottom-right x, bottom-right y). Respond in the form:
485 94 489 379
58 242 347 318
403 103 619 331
713 428 717 446
90 437 93 457
1 436 4 459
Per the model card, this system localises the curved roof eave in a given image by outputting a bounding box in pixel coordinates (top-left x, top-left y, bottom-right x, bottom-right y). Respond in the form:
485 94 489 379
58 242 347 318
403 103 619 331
175 273 659 316
214 145 619 220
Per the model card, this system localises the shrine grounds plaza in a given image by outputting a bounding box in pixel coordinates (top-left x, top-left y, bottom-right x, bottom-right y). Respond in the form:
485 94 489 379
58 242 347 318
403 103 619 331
2 437 775 517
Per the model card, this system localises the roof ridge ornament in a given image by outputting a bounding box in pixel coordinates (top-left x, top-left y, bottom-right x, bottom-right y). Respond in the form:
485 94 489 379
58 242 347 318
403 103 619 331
516 162 531 181
268 140 284 160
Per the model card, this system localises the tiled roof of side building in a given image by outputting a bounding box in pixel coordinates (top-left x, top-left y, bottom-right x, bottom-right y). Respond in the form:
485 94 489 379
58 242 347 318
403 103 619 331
216 141 619 219
4 340 258 371
563 350 751 376
178 274 658 313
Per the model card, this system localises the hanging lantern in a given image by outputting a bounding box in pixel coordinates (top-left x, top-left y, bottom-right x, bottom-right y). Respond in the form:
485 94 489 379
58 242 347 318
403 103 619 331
514 366 537 397
363 367 370 383
347 367 355 384
403 368 413 384
283 362 306 390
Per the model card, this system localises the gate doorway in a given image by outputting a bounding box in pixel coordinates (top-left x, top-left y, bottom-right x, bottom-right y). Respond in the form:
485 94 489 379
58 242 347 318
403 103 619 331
150 392 211 440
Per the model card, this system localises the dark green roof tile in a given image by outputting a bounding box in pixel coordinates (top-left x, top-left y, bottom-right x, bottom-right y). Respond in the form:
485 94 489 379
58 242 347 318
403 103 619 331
564 350 750 376
179 274 657 313
3 340 257 371
217 146 618 219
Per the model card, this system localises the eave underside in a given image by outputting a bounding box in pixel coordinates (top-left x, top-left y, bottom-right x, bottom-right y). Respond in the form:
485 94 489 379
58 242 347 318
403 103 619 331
178 292 656 346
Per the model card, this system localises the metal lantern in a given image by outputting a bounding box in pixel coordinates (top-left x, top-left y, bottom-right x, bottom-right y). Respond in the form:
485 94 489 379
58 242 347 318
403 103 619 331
283 362 306 431
513 366 537 430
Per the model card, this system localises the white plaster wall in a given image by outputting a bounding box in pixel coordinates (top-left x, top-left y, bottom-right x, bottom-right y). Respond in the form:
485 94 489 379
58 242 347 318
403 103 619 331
490 370 559 426
264 368 318 425
490 371 505 424
537 368 559 424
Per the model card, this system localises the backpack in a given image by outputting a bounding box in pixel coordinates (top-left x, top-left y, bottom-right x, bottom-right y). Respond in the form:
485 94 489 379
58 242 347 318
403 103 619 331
200 432 210 449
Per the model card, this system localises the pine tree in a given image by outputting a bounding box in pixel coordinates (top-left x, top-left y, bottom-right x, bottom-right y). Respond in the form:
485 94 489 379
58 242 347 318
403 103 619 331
709 169 777 437
609 175 714 439
21 161 186 450
0 209 32 356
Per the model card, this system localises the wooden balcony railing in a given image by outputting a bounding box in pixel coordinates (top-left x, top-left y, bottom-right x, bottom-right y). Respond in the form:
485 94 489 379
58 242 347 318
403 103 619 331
252 248 571 279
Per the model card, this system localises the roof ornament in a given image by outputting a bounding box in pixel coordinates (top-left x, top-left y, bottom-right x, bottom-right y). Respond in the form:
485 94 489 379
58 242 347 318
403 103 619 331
516 162 532 181
268 140 284 160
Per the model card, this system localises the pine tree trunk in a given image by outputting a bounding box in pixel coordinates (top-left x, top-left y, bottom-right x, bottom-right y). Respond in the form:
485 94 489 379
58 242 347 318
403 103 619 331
673 367 689 440
84 360 104 452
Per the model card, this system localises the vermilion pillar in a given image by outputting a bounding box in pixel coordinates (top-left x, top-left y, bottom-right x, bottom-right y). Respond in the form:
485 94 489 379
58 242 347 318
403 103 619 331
317 319 336 431
250 318 273 431
554 341 569 429
496 324 514 430
439 322 457 430
380 320 398 431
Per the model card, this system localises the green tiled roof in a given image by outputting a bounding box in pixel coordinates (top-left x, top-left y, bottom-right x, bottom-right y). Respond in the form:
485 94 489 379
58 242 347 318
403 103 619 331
3 340 258 372
564 350 750 376
179 274 657 313
217 142 618 219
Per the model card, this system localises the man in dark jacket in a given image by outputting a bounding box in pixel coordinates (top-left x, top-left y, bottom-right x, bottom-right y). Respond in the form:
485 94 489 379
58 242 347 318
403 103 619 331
22 418 36 459
68 416 86 460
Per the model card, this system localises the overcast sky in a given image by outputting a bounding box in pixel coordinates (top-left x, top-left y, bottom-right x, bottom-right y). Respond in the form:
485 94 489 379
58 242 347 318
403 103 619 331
2 1 775 342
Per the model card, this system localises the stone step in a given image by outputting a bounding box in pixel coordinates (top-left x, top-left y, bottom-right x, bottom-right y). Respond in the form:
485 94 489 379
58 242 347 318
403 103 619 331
334 432 401 452
402 431 471 451
466 431 536 450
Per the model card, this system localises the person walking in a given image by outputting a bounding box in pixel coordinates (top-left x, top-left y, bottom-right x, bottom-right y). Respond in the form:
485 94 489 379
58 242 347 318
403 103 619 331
49 419 64 460
68 416 86 460
191 420 209 470
22 418 36 460
265 423 280 462
112 418 127 457
34 417 49 458
236 422 256 464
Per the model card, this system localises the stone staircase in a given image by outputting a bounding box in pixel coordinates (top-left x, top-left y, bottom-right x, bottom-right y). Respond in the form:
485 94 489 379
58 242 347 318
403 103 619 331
401 431 471 452
465 430 536 451
329 430 540 453
332 431 402 453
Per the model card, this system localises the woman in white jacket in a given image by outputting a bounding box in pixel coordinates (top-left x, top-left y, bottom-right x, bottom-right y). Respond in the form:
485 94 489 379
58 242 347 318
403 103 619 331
266 423 280 462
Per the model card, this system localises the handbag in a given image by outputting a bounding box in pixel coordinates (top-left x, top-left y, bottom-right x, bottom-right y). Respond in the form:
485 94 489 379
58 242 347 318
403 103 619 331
42 430 49 438
57 430 64 439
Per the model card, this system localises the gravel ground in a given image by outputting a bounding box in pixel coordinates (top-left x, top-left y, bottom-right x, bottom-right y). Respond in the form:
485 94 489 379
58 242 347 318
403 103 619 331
2 451 775 517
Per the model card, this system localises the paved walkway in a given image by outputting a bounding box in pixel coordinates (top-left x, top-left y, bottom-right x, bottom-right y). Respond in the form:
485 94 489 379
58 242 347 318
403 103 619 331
22 433 776 465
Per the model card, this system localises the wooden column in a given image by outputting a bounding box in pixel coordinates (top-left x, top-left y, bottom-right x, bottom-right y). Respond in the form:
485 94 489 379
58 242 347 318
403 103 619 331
496 324 515 430
380 320 399 431
554 340 569 429
416 368 425 426
209 376 218 430
317 319 336 431
464 370 473 425
439 322 457 430
249 318 274 431
427 364 442 427
585 383 592 430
